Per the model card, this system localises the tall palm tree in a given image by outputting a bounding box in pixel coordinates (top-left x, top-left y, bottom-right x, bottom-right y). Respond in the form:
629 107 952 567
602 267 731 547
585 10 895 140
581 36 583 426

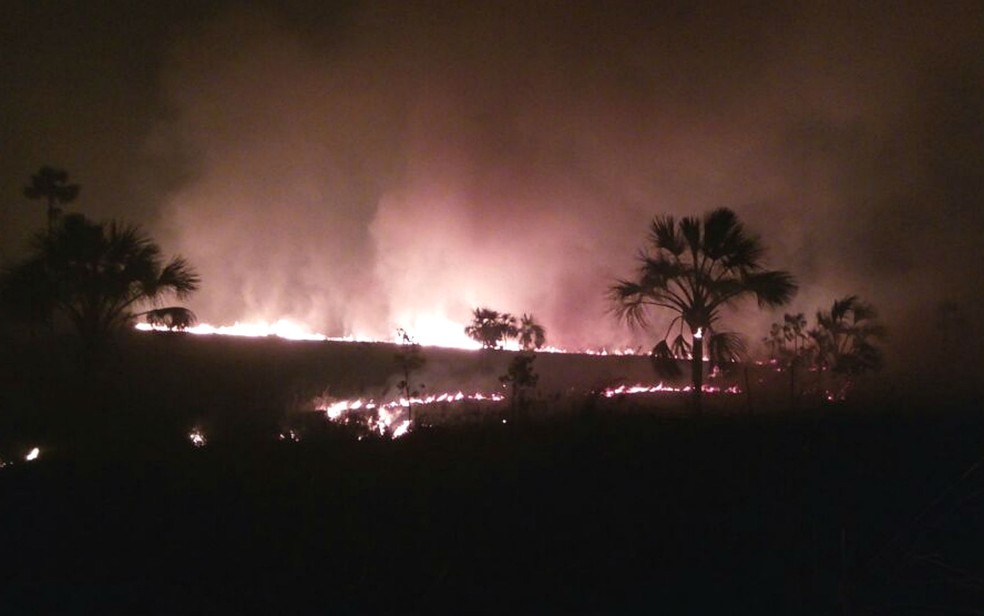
517 313 546 351
610 208 796 409
24 166 80 235
0 213 199 352
782 312 809 406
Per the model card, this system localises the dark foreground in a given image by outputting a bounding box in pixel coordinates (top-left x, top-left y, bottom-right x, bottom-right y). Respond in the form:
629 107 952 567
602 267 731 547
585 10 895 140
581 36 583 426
2 400 984 615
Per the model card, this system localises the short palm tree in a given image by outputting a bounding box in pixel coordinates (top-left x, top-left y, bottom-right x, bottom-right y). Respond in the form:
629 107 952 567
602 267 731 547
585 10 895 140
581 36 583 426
465 307 518 349
0 213 200 352
518 313 546 351
610 208 797 409
810 295 885 377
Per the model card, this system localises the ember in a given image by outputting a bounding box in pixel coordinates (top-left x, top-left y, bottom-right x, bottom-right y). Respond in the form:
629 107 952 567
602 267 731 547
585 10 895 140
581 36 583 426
188 429 207 448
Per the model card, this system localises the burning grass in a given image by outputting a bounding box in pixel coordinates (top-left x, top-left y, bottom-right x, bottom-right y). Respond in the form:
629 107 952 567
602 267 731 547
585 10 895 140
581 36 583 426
1 328 981 612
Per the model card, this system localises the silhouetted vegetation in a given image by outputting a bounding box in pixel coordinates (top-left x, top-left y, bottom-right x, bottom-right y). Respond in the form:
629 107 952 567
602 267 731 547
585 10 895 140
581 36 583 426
518 313 546 350
0 213 199 356
23 166 80 235
465 307 519 349
0 177 975 615
141 306 197 331
810 295 886 400
500 351 539 420
464 308 548 351
610 207 797 410
394 328 426 421
764 297 886 404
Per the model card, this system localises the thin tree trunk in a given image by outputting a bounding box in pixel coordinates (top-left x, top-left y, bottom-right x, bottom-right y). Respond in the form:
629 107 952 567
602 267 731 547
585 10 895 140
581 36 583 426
790 361 797 411
743 364 753 414
691 335 703 413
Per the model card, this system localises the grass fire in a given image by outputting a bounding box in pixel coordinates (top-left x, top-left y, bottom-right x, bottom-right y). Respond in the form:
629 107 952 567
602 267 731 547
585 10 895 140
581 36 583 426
2 2 983 613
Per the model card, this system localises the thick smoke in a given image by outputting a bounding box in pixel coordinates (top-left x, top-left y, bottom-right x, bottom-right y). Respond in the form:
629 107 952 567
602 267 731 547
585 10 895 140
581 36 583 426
140 2 984 373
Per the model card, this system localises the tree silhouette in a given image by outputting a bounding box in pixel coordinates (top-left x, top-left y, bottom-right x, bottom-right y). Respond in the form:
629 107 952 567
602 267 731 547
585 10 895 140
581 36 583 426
766 312 811 407
500 351 539 421
809 296 885 399
394 328 426 423
141 306 197 331
24 166 80 236
517 313 546 351
610 208 796 410
0 213 199 354
465 307 518 349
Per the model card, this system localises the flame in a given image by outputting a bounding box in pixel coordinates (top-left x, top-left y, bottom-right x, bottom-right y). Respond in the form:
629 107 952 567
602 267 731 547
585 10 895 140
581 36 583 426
188 429 207 447
315 380 740 439
601 382 740 397
25 447 40 462
388 313 483 349
313 390 508 438
136 319 338 342
136 319 644 355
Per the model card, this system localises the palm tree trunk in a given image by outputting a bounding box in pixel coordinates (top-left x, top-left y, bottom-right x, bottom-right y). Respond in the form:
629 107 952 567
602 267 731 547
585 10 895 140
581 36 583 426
743 364 753 414
789 361 797 410
691 335 703 413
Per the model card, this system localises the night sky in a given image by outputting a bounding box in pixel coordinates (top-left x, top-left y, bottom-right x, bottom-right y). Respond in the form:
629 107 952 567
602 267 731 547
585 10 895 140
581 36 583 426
3 1 983 373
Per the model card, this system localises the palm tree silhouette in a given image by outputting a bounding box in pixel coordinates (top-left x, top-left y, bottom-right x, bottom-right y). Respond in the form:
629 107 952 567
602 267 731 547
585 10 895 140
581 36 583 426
24 166 80 236
517 313 546 351
465 307 518 349
610 208 796 410
0 213 199 353
810 295 885 377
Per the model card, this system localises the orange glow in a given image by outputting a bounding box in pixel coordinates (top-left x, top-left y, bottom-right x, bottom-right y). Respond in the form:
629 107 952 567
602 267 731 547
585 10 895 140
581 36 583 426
602 383 740 397
136 319 641 354
315 381 740 438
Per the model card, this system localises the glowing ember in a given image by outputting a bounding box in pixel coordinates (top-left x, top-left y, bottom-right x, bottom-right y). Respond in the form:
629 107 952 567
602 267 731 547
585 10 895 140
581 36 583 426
278 429 301 442
25 447 40 461
599 382 739 397
188 429 207 447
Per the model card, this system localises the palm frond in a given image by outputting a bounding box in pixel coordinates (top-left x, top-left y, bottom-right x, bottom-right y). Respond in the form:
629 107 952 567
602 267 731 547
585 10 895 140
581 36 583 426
650 340 684 378
648 215 684 255
744 270 798 307
670 333 691 358
708 331 747 365
702 208 739 259
158 257 201 298
680 216 701 254
143 306 198 331
831 295 859 322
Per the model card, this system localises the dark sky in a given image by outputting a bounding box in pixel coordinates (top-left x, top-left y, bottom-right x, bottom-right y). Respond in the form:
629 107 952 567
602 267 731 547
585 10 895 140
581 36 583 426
3 1 983 366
